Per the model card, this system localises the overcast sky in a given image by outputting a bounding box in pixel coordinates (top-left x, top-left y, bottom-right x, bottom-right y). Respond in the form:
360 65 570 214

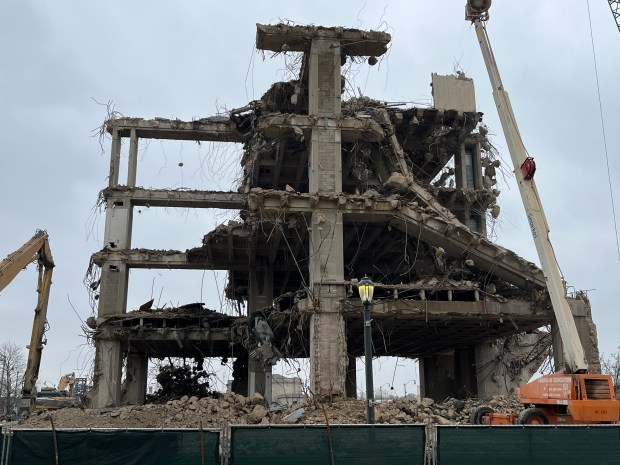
1 1 618 396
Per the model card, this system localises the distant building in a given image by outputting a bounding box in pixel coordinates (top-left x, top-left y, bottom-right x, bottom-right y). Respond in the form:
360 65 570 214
271 374 304 406
228 373 304 406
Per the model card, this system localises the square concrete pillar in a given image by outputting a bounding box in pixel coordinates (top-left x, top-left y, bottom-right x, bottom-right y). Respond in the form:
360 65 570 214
419 353 456 401
306 36 348 399
553 297 601 374
92 166 134 407
248 262 274 401
308 39 342 117
122 353 148 405
93 340 123 408
345 353 357 398
309 308 347 397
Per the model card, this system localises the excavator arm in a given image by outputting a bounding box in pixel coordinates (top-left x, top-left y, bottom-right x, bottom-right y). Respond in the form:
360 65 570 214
57 373 76 397
0 230 55 417
0 230 54 292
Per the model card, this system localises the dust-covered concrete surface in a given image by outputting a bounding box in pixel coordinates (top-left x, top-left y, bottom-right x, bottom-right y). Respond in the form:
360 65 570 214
12 395 522 429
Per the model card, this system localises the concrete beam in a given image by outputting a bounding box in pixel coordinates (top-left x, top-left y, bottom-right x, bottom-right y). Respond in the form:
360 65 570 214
300 298 550 321
123 353 148 405
101 187 246 210
91 250 237 270
96 328 231 342
256 23 391 57
106 117 247 143
252 191 545 290
257 114 384 143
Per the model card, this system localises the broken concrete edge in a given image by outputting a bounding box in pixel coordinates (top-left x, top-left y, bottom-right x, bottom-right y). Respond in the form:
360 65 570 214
98 186 246 210
105 116 248 142
257 114 385 142
256 23 391 57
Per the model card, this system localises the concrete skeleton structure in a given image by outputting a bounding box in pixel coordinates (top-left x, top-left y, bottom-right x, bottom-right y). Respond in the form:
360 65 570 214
87 24 601 408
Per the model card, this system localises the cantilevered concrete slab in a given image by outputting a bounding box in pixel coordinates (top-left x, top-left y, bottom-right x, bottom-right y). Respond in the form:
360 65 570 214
101 187 246 210
256 23 391 56
106 117 248 142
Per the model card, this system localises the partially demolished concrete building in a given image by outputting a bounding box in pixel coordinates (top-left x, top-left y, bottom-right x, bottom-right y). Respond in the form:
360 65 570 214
87 24 600 408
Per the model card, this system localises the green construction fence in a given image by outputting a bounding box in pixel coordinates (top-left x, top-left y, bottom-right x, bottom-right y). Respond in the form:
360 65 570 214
229 424 427 465
436 425 620 465
4 424 620 464
1 428 219 465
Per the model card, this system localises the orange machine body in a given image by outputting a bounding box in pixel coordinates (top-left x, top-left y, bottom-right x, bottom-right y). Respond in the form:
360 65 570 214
517 373 619 424
482 373 620 425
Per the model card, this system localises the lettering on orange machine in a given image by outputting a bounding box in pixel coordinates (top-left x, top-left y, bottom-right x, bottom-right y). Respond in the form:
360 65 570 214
539 377 572 399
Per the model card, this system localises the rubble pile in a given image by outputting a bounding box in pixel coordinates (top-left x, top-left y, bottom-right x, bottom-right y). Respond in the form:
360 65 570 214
14 394 522 429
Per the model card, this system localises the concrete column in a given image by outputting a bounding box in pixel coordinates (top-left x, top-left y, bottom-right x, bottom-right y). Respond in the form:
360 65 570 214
231 350 249 396
307 203 346 398
345 353 357 398
108 128 121 187
476 332 552 399
308 39 341 117
123 353 148 405
454 347 477 397
307 37 347 399
454 144 468 190
419 353 456 401
93 340 123 408
248 261 273 401
127 129 138 187
472 141 486 236
92 146 135 407
455 142 485 234
552 298 601 373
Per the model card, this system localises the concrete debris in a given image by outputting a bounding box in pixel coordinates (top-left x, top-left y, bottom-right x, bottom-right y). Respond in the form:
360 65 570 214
384 172 410 191
249 343 281 367
14 395 523 429
281 407 305 423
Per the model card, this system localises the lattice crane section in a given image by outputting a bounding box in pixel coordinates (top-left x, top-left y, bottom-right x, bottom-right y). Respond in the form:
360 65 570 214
609 0 620 33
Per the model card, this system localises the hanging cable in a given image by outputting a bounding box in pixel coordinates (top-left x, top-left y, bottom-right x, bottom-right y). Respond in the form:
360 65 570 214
586 0 620 261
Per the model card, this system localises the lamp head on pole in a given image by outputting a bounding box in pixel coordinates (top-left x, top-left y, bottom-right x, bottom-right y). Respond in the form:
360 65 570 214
465 0 491 21
358 276 375 303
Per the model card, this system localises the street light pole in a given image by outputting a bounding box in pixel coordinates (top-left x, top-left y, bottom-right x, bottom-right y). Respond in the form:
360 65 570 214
358 276 375 424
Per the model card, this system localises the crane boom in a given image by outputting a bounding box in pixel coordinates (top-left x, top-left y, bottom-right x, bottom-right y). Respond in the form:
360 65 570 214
609 0 620 34
465 3 588 374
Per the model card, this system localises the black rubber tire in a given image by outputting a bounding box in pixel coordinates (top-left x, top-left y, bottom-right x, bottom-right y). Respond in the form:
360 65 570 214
469 406 495 424
518 408 548 425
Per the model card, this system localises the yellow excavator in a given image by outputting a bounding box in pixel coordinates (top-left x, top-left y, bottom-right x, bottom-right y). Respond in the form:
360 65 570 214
0 230 55 418
33 373 85 411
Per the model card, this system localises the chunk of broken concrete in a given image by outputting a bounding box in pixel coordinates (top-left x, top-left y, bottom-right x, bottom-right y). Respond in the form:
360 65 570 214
384 172 410 192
